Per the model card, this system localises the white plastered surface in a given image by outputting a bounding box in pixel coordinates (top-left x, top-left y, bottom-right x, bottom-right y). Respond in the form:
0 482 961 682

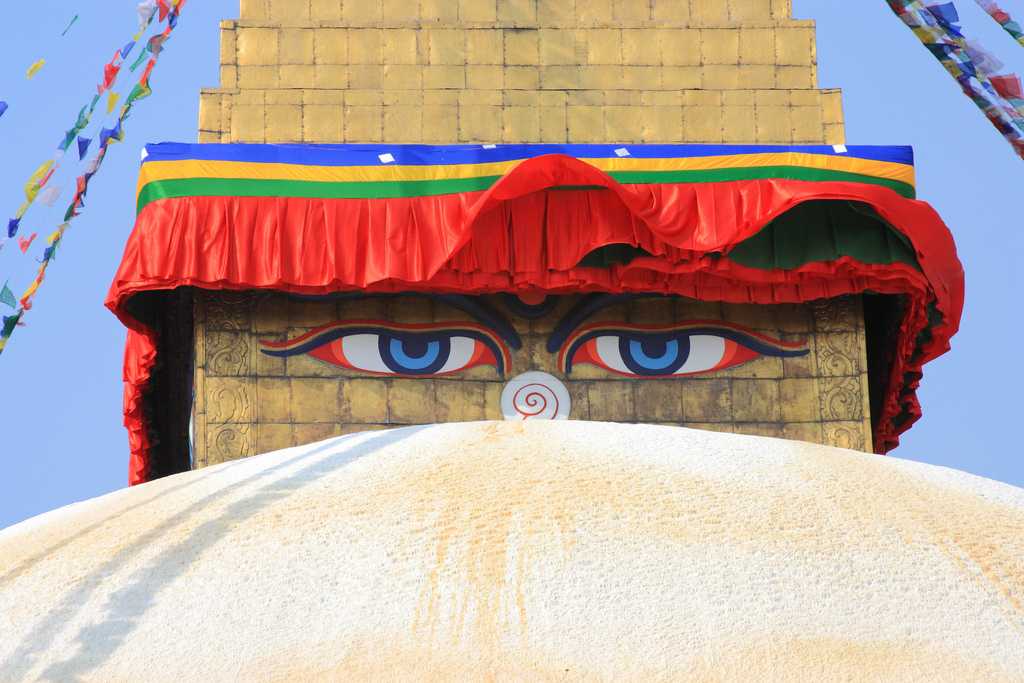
1 421 1022 681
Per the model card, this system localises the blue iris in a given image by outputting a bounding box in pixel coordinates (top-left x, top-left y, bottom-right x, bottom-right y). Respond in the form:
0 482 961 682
620 334 689 376
380 334 449 374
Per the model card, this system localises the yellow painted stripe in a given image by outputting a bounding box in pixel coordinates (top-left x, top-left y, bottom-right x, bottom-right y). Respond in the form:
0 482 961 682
137 152 915 197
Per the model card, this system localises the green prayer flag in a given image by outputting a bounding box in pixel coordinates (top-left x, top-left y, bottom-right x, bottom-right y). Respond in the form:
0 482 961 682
130 49 149 72
126 82 152 106
0 282 16 309
1 313 19 337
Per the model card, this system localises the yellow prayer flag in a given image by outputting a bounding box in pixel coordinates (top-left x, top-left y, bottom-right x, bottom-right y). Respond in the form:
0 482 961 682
26 59 46 79
107 92 121 114
24 160 54 203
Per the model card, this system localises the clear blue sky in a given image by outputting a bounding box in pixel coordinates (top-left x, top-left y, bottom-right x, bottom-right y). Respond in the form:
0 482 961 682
0 1 1021 530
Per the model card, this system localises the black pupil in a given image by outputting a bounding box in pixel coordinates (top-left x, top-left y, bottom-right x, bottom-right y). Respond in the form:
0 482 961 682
639 338 667 358
400 337 431 359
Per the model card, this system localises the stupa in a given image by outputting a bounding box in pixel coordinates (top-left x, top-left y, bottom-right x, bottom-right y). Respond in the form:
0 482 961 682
3 0 1020 679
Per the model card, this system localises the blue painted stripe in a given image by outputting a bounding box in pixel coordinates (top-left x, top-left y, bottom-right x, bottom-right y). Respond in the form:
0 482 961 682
142 142 914 168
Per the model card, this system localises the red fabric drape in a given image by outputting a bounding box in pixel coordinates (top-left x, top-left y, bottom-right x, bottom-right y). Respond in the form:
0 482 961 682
107 155 964 484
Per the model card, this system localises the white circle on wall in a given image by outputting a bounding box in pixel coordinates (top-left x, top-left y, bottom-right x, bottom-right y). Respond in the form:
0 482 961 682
501 371 571 421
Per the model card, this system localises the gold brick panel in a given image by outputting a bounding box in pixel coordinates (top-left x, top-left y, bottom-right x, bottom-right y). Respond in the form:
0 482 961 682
239 0 797 27
191 293 873 467
200 86 843 144
200 0 845 144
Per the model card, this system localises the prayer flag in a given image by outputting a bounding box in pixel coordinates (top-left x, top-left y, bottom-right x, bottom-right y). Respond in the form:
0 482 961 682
40 186 61 207
18 233 37 254
2 314 19 338
107 92 121 114
130 49 149 71
927 3 961 33
991 74 1023 100
0 102 7 119
0 282 16 309
138 0 158 30
148 34 167 55
99 121 123 148
26 59 45 79
7 218 20 238
77 136 92 160
102 51 122 92
24 161 54 202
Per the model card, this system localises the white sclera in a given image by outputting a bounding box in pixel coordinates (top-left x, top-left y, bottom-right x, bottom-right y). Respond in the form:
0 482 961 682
341 333 477 374
595 336 630 373
341 334 391 373
437 336 476 374
676 335 726 374
592 334 728 375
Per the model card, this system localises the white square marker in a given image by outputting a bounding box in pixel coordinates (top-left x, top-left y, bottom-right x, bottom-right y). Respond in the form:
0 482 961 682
832 144 848 154
378 153 396 163
614 147 631 157
482 144 497 149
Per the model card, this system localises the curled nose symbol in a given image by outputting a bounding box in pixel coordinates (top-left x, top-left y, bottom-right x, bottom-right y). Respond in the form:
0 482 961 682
500 371 572 420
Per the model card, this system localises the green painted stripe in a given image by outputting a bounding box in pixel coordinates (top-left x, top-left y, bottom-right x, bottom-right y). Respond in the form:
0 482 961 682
136 166 915 214
136 176 503 213
607 167 915 198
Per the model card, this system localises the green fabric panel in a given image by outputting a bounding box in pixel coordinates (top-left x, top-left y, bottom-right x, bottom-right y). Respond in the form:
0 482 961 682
577 243 652 267
726 200 921 271
136 166 915 214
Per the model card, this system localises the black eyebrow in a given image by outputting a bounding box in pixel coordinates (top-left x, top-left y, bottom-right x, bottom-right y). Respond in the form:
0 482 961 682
546 293 668 353
432 294 522 350
283 292 522 350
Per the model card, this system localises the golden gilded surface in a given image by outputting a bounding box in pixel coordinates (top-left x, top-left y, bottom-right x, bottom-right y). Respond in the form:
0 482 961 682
199 0 845 144
189 0 865 465
191 293 873 466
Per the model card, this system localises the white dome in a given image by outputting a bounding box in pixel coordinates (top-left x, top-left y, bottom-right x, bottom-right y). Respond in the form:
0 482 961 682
2 422 1022 681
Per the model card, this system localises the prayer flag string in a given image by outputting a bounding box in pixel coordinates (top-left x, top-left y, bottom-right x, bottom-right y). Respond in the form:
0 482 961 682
974 0 1024 46
888 0 1024 159
0 0 187 356
61 15 80 37
1 0 178 247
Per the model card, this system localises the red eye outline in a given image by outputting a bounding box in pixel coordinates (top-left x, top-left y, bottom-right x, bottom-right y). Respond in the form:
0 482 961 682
559 321 809 378
259 320 511 378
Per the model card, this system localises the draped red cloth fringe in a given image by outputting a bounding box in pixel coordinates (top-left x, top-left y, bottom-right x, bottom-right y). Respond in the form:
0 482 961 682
107 155 963 485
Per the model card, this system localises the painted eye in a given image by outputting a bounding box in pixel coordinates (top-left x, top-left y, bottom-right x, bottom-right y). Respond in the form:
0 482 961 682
260 321 510 377
560 323 808 378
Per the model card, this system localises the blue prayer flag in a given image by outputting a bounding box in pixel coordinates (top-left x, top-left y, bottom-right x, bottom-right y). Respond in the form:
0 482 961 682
927 3 963 36
77 136 92 160
99 122 122 148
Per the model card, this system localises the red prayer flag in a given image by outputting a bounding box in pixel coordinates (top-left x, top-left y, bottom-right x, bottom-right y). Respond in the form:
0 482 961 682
18 232 37 254
102 51 122 92
991 74 1023 100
